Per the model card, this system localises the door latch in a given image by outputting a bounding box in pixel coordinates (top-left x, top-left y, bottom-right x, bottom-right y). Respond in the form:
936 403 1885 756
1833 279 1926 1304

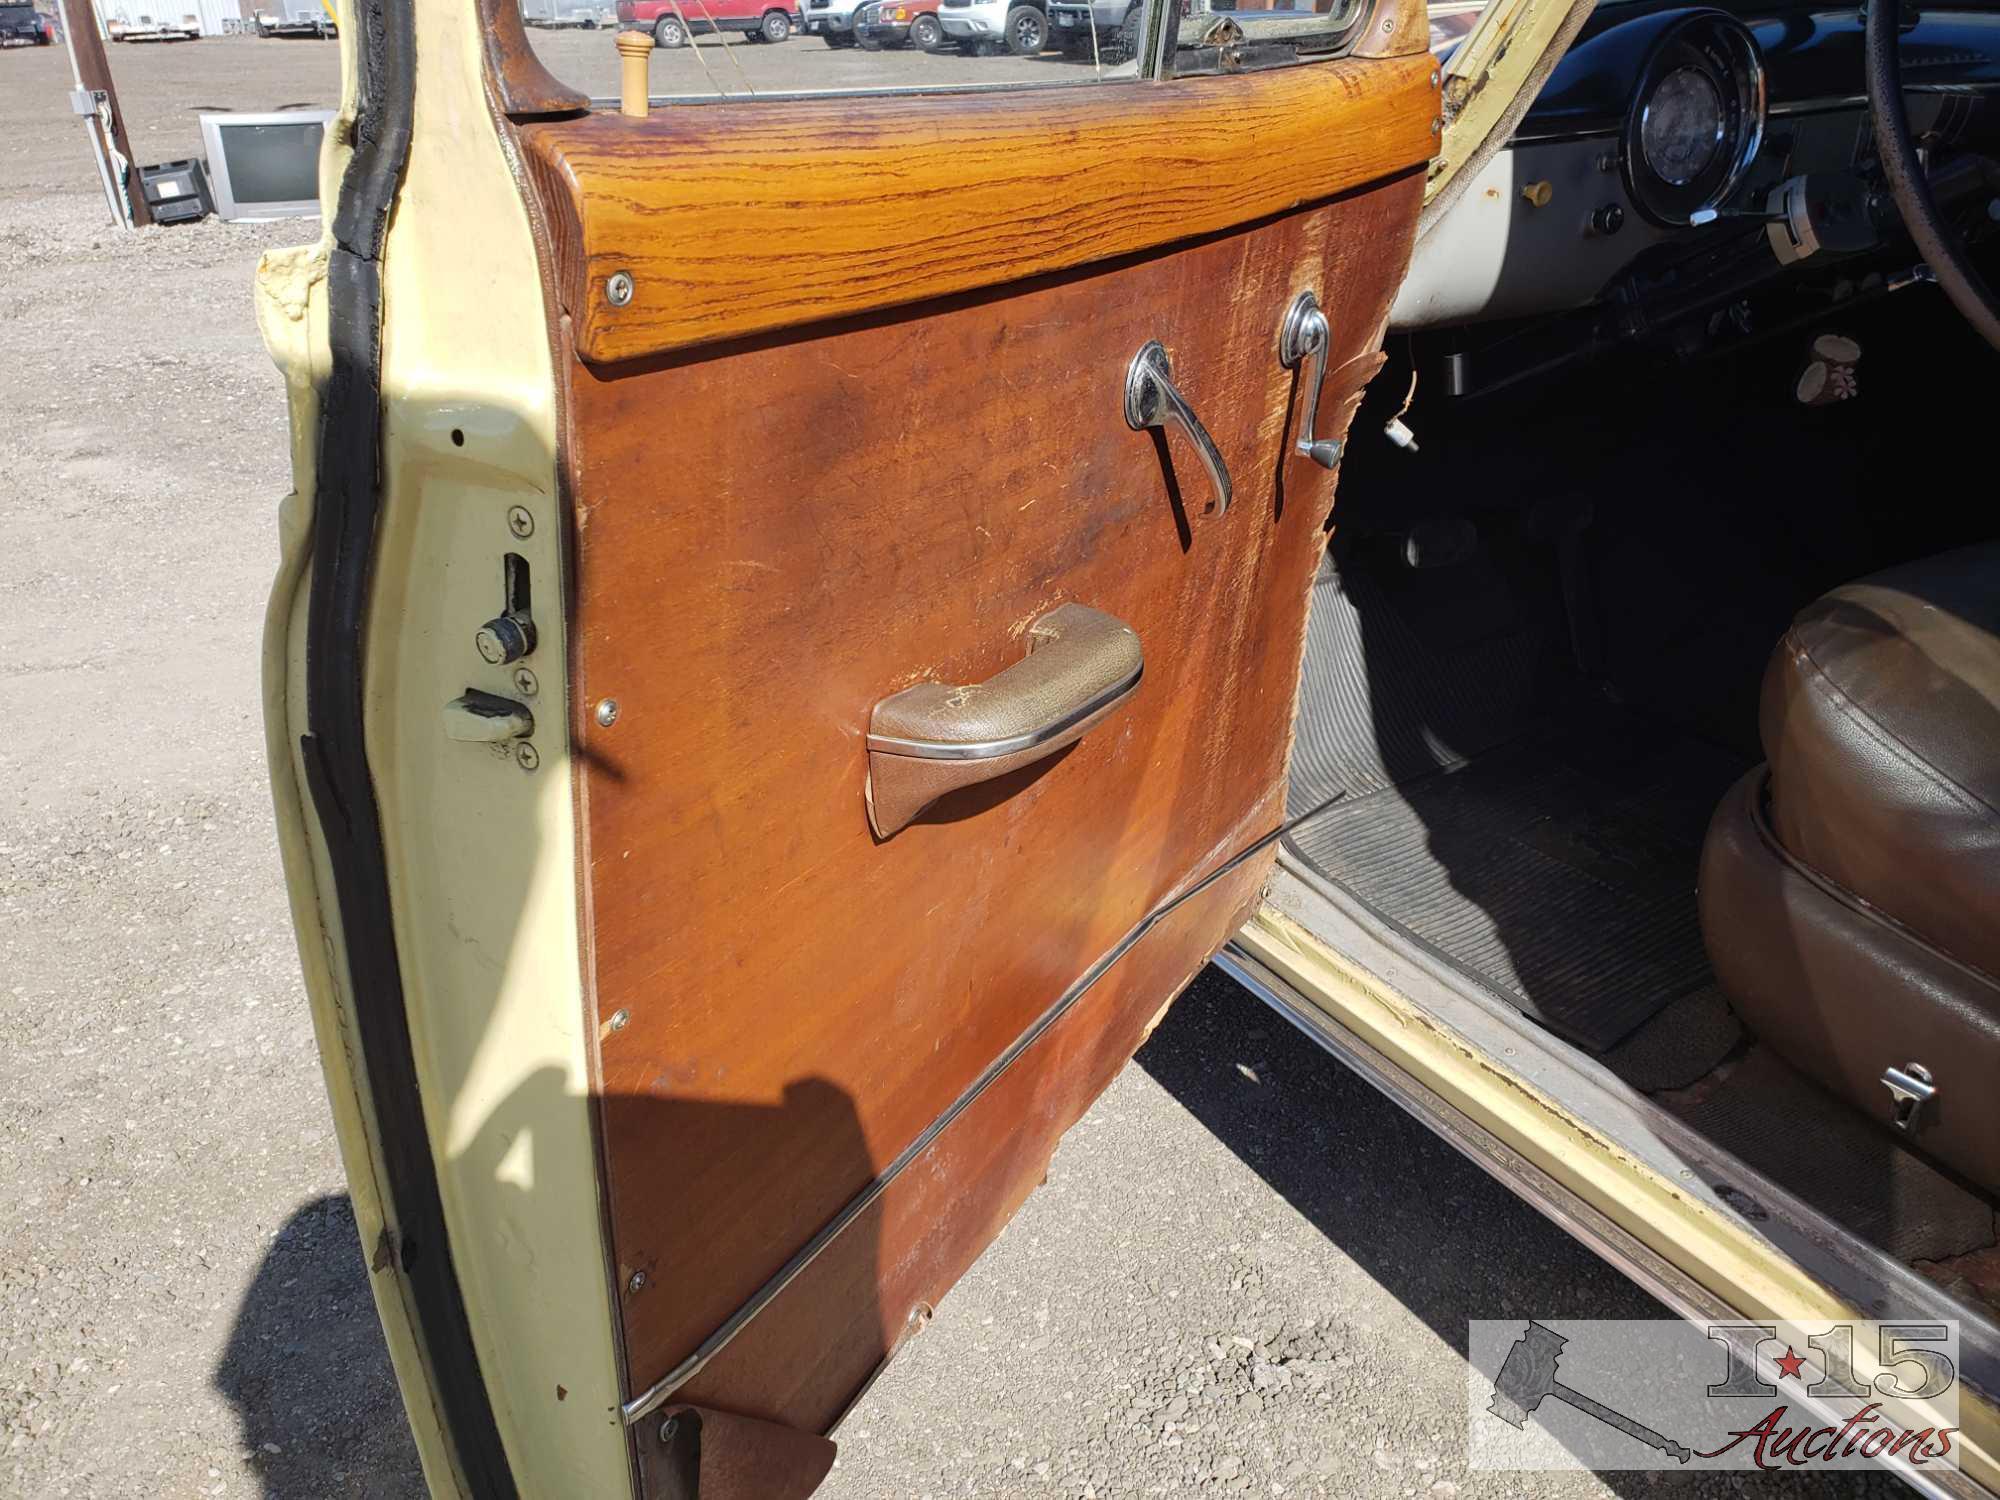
1881 1061 1936 1132
1277 290 1342 470
443 689 535 743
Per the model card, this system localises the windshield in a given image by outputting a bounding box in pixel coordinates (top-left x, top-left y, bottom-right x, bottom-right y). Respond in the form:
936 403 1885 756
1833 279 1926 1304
1427 0 1491 56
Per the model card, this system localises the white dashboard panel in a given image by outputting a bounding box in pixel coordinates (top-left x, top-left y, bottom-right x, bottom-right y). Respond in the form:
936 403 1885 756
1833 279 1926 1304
1390 137 1678 329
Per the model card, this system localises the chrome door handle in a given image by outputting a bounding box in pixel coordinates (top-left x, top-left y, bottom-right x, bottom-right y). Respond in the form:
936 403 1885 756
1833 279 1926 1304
1278 290 1342 470
1124 340 1232 515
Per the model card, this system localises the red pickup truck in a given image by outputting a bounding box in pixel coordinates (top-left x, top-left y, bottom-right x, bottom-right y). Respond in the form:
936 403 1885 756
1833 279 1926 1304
617 0 801 43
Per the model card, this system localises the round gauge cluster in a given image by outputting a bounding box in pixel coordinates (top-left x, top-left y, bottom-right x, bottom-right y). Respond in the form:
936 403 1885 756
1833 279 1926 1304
1621 13 1767 227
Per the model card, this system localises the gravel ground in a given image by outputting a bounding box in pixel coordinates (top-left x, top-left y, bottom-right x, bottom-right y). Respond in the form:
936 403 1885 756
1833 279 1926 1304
0 32 1893 1500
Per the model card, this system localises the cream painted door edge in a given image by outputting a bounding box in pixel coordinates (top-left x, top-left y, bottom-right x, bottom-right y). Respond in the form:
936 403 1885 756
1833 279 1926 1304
1234 866 2000 1497
254 3 475 1494
263 0 631 1492
279 0 517 1492
1424 0 1596 226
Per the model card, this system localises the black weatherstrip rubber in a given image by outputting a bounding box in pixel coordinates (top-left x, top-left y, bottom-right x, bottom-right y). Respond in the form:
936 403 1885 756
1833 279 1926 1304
297 0 520 1493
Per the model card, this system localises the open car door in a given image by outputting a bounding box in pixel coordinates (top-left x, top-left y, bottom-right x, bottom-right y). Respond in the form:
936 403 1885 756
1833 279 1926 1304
258 0 1439 1492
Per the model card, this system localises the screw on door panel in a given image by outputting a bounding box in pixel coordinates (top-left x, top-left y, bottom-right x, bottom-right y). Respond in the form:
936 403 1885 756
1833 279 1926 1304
512 666 539 698
609 1007 630 1031
595 698 621 728
516 742 540 772
628 1270 647 1294
606 271 635 307
507 505 534 539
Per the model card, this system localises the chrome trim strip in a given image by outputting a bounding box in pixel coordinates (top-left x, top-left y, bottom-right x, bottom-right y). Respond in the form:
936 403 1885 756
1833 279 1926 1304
864 660 1143 761
1768 92 1867 116
617 797 1329 1426
1507 120 1619 145
586 75 1133 108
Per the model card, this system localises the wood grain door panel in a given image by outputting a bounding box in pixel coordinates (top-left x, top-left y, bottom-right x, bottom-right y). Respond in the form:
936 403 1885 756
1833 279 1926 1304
521 54 1438 360
517 45 1433 1466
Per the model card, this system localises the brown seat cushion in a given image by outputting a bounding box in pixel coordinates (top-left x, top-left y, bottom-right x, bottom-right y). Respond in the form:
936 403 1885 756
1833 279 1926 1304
1761 541 2000 981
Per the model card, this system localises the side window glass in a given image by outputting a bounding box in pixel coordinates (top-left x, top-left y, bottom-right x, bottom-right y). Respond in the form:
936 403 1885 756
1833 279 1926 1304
1424 0 1484 59
520 0 1153 97
518 0 1394 100
1172 0 1368 66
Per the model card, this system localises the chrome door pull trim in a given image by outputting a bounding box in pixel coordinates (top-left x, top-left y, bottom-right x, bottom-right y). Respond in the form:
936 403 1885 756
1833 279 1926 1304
1123 339 1232 515
865 660 1143 761
1278 290 1342 470
864 603 1144 837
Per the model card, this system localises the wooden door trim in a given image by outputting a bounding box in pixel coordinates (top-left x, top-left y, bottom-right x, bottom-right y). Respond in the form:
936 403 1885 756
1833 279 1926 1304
618 804 1298 1425
520 54 1440 361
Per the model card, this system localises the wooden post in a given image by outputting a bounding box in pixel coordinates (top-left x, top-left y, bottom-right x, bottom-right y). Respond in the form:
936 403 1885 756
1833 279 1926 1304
58 0 153 227
616 29 654 119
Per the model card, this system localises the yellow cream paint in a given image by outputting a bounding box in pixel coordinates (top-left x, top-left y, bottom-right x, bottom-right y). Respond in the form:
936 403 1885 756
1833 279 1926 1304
258 0 631 1495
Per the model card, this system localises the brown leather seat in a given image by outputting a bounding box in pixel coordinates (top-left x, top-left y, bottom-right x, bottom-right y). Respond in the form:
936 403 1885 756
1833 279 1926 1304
1700 541 2000 1194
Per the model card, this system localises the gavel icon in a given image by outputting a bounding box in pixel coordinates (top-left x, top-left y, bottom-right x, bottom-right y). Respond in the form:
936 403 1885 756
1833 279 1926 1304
1488 1322 1693 1464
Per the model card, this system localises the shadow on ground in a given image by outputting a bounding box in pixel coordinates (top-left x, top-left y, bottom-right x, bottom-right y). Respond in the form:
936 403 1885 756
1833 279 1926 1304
1138 967 1902 1497
1137 968 1672 1336
215 969 1901 1496
214 1194 425 1498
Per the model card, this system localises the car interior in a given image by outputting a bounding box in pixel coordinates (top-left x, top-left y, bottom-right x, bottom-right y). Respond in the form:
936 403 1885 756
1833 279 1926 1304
1275 0 2000 1324
273 0 2000 1478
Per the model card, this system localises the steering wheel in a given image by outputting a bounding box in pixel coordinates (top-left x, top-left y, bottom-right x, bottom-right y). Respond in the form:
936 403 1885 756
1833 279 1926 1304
1865 0 2000 350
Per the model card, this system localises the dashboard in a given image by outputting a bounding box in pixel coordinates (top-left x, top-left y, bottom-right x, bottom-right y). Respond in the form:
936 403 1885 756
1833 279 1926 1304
1388 2 2000 384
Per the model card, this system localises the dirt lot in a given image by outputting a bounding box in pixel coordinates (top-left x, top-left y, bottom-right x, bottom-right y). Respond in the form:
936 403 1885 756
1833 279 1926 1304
0 31 1892 1500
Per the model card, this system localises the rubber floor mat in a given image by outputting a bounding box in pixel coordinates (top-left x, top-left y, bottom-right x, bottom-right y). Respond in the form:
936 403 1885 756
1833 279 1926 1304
1287 554 1557 817
1662 1047 1997 1265
1285 716 1748 1052
1601 984 1743 1093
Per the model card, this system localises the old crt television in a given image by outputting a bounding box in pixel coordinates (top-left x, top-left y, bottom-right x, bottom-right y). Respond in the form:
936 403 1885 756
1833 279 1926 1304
198 110 333 222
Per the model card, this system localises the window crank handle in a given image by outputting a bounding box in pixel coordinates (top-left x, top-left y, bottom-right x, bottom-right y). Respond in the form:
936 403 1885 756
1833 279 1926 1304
1278 290 1343 471
1123 340 1232 516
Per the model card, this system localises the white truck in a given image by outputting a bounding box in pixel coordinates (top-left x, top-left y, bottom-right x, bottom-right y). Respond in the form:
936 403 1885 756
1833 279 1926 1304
800 0 864 44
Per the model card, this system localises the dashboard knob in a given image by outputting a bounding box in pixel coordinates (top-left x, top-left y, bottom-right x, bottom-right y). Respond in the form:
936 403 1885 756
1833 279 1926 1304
1590 203 1626 237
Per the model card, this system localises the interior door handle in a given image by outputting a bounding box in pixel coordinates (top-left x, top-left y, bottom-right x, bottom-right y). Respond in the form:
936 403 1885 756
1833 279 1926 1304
1124 340 1232 515
1278 291 1342 470
866 603 1143 838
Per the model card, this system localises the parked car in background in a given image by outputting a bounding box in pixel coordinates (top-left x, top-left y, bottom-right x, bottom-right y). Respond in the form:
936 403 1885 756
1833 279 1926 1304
520 0 615 27
800 0 863 46
937 0 1044 53
0 3 53 44
853 0 941 47
617 0 800 44
1046 0 1139 59
252 6 337 37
